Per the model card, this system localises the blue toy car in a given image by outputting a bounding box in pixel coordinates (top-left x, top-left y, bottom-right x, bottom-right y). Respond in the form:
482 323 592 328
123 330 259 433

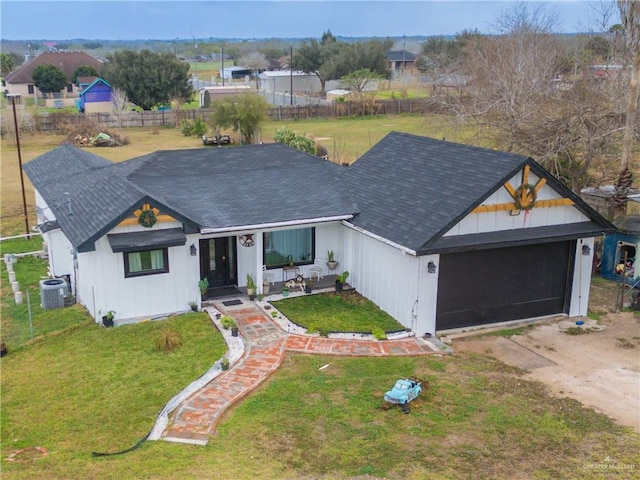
384 378 422 410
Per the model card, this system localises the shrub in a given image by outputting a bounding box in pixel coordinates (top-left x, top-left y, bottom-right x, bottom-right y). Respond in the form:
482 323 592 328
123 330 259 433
220 315 236 329
372 327 387 340
180 119 194 136
193 117 207 136
155 328 184 352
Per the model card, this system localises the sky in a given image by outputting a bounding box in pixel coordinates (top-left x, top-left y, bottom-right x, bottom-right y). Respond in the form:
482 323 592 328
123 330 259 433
0 0 607 41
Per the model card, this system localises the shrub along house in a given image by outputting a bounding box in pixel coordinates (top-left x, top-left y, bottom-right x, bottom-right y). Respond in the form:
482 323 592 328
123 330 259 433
24 132 614 335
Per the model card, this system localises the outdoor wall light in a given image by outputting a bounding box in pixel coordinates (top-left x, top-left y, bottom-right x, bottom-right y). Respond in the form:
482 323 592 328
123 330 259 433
582 244 591 256
190 244 197 256
427 261 437 274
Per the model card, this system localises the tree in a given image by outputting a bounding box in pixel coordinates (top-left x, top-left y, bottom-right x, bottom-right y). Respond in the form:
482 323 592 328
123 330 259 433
332 39 393 80
31 64 67 97
237 51 269 91
613 0 640 213
0 53 15 76
340 68 384 115
292 30 342 94
274 126 317 155
209 93 270 144
443 3 627 192
101 49 192 110
72 65 100 85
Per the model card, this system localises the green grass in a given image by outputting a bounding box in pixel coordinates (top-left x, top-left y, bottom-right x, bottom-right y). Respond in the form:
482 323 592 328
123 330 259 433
1 312 227 479
2 309 639 479
4 345 638 479
0 254 92 350
272 290 406 333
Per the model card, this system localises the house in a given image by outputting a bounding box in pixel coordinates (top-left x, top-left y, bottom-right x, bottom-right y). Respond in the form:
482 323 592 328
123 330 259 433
386 50 418 76
78 78 113 113
4 51 103 105
24 132 614 335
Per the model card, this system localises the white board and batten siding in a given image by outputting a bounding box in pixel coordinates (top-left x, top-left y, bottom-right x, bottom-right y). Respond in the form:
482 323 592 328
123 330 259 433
442 168 594 323
342 224 442 336
78 222 200 323
444 170 589 237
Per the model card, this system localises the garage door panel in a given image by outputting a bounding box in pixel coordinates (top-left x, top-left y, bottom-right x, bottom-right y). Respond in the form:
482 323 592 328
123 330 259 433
436 241 574 330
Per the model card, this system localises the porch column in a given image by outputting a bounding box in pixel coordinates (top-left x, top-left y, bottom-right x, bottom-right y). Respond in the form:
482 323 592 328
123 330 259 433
255 232 264 288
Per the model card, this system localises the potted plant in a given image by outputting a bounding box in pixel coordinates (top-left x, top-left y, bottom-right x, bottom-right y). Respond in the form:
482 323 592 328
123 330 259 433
198 278 209 301
188 301 198 312
102 310 116 328
220 315 235 329
282 286 290 297
246 273 257 300
220 356 230 371
335 271 349 292
327 250 338 271
305 278 314 294
288 255 294 267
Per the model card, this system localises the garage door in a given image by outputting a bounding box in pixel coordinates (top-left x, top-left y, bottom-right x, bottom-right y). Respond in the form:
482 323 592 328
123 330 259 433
436 241 575 331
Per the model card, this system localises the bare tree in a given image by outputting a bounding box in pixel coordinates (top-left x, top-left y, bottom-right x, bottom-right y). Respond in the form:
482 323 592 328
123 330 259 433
441 2 627 192
111 87 130 112
613 0 640 214
238 51 269 91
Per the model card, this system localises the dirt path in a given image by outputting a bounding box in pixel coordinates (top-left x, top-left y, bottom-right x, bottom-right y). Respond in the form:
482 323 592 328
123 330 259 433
454 312 640 432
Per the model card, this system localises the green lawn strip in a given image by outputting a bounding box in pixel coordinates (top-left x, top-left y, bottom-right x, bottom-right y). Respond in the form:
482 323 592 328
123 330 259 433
1 313 227 478
272 291 406 333
0 255 89 350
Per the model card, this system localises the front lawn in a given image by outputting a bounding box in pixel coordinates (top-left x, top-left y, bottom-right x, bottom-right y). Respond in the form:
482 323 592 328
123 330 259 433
271 290 407 333
1 312 227 479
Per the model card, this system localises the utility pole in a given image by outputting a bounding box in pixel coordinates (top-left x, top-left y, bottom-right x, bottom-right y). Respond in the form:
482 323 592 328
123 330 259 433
290 44 293 106
221 45 225 86
8 94 30 238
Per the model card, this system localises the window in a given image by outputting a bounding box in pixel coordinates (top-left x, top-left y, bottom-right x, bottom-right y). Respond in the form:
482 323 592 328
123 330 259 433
66 83 73 93
263 228 314 268
27 84 34 94
124 248 169 278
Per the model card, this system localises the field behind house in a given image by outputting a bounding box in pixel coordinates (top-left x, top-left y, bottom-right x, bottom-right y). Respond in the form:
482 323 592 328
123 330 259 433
0 113 477 237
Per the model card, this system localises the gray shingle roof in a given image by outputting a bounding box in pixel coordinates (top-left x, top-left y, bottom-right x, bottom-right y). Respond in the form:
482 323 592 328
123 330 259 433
24 133 614 255
24 143 357 251
342 132 613 253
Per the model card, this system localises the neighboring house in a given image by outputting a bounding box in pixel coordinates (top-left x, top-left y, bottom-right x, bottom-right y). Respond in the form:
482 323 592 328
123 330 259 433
4 51 103 100
24 132 614 335
386 50 417 76
78 78 113 113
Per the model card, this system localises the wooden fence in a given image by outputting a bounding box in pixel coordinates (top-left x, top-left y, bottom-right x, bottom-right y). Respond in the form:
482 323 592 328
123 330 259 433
21 98 446 132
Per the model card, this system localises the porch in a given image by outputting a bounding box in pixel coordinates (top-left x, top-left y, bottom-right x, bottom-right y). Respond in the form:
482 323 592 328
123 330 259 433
203 274 341 301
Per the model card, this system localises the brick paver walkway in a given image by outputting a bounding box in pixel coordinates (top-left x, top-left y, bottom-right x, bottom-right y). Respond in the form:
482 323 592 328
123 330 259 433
161 300 437 444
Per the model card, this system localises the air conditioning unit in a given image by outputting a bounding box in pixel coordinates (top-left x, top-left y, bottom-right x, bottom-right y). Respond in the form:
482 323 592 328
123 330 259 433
40 278 68 310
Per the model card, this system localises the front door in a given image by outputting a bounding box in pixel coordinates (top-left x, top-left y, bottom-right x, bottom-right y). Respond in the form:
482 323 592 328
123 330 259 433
200 237 237 289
